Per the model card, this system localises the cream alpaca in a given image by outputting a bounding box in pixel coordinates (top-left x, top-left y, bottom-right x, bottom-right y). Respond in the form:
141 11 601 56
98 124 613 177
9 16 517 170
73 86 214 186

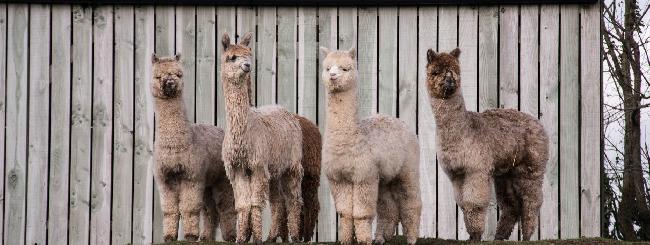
320 47 422 245
220 32 321 244
425 48 549 241
151 54 236 242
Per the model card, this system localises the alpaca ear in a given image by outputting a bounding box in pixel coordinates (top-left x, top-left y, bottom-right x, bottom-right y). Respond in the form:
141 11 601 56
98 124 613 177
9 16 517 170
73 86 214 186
152 53 159 63
221 32 231 50
174 53 182 61
240 32 253 47
427 49 437 64
348 47 356 59
319 47 331 57
451 48 461 58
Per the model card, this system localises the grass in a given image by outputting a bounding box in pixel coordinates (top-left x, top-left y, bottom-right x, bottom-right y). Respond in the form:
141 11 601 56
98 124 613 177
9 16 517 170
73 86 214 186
157 236 648 245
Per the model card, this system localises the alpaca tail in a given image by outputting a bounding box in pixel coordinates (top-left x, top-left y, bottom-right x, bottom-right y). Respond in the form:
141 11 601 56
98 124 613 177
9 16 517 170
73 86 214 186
294 115 321 242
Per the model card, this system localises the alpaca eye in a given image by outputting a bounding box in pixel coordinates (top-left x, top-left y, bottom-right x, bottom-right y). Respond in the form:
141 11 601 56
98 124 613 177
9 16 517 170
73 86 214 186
229 55 238 62
326 66 331 71
342 68 349 72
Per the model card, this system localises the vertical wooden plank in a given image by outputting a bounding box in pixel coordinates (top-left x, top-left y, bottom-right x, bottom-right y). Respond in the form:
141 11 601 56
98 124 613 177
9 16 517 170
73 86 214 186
398 7 417 132
478 5 499 240
257 7 276 108
539 5 559 240
437 5 458 240
337 8 356 51
520 5 540 240
133 6 155 244
498 6 520 240
26 5 50 245
48 5 71 245
297 7 317 121
0 4 5 242
378 7 397 116
317 7 337 241
196 6 216 124
277 7 297 113
356 7 377 118
417 6 438 238
90 6 113 245
457 6 478 240
153 6 175 242
559 5 580 239
580 3 601 238
236 6 256 105
112 5 134 245
176 6 196 122
69 5 92 244
216 6 236 127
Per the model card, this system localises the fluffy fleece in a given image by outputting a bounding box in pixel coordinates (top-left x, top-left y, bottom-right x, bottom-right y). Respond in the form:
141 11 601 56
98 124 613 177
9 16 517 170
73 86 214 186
425 48 549 241
320 47 422 245
151 54 236 242
220 32 321 244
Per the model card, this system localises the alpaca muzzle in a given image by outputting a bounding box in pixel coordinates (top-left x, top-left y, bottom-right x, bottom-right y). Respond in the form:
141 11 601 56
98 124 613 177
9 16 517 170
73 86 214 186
241 62 251 73
162 80 178 97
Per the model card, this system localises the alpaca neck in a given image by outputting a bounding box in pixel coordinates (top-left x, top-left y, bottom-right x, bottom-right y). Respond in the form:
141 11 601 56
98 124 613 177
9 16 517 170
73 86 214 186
325 88 361 144
223 74 251 145
154 96 191 147
431 91 471 135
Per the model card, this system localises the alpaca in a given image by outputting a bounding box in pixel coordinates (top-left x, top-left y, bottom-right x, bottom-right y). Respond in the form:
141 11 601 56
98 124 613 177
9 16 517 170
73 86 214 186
220 32 321 244
425 48 549 241
151 54 236 242
320 47 422 245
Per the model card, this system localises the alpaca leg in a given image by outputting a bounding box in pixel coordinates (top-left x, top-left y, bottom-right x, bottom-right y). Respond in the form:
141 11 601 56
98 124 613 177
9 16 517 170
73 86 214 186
516 176 543 241
329 181 354 245
353 180 378 245
394 171 422 245
460 173 491 241
300 173 320 242
159 182 180 242
249 168 269 244
200 188 218 241
236 207 251 244
283 169 304 242
214 179 237 242
494 177 522 240
179 181 204 241
375 184 398 244
266 178 287 243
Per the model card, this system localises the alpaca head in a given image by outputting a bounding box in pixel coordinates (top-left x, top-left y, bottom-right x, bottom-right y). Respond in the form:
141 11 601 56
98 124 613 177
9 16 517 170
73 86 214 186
152 53 184 99
320 47 357 94
221 32 253 82
426 48 461 99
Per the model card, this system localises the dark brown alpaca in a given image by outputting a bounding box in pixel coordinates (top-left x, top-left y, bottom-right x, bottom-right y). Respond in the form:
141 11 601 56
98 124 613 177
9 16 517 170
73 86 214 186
425 48 549 241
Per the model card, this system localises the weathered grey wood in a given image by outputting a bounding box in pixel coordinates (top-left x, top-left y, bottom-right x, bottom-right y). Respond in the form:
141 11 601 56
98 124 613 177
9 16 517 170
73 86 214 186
317 6 338 241
0 4 5 241
417 6 438 238
133 6 155 244
520 5 540 240
436 5 458 240
90 6 114 245
26 5 50 245
216 6 236 129
297 7 317 121
112 6 134 245
580 3 600 238
153 6 175 242
338 8 357 51
559 4 580 239
48 6 72 245
69 5 93 244
478 5 499 240
498 6 519 240
236 6 256 105
457 6 478 240
196 6 216 124
257 7 277 108
177 6 197 122
278 7 298 113
398 7 417 132
538 5 559 239
357 7 377 118
378 7 397 116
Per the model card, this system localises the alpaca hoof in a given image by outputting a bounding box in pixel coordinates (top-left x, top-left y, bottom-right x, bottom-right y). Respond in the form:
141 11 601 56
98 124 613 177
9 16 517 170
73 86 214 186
253 238 263 245
184 234 199 241
163 234 177 242
290 235 300 243
373 237 385 245
264 236 277 243
199 235 213 241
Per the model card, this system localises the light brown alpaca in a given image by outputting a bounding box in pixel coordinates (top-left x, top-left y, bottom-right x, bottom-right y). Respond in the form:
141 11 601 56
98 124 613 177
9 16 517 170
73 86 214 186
425 48 549 241
320 47 422 245
220 32 321 244
151 54 237 242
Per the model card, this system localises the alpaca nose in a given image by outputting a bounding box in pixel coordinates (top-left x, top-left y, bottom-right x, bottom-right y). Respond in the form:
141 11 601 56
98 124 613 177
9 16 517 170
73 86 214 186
242 62 251 72
445 78 455 86
330 72 338 79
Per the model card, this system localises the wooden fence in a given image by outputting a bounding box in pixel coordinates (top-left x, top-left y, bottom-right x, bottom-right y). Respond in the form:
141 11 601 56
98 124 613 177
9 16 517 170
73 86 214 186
0 2 601 244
